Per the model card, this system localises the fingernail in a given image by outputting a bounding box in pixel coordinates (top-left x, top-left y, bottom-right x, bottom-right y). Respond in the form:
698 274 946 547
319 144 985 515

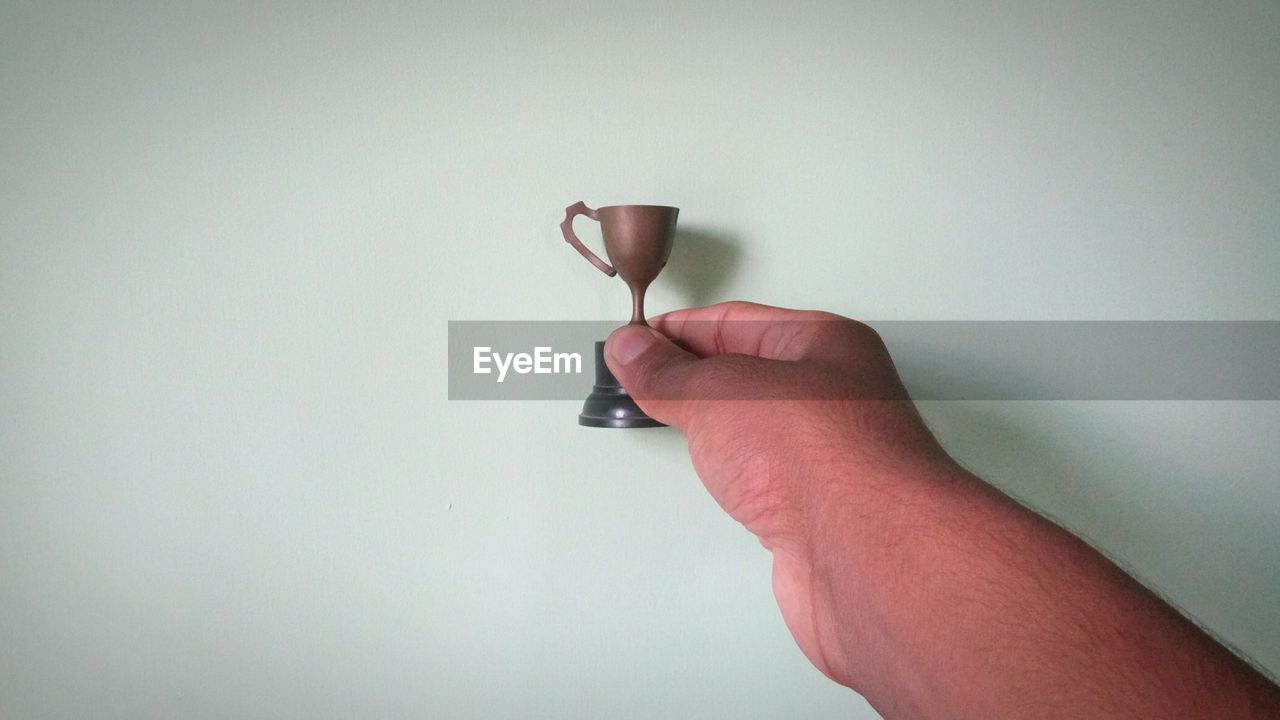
608 325 659 365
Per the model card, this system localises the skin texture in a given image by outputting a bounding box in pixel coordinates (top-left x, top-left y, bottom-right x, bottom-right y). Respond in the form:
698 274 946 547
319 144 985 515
603 301 1280 720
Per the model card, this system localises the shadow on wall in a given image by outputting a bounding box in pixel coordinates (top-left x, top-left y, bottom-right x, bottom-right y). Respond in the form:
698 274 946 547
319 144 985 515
897 348 1185 559
665 226 743 308
913 400 1122 542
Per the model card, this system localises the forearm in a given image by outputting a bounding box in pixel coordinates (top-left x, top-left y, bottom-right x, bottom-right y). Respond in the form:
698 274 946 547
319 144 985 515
803 457 1280 719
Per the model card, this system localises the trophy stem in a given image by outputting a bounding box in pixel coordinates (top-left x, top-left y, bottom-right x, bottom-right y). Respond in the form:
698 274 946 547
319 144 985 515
628 284 648 326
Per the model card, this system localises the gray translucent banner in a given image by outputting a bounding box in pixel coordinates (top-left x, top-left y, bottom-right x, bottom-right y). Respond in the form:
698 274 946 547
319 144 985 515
448 321 1280 401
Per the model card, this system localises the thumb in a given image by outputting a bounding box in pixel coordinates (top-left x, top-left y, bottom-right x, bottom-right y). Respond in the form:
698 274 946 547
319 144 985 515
604 324 700 430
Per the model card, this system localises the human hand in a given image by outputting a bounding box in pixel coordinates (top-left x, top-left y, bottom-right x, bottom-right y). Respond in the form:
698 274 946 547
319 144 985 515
606 301 1280 719
603 301 955 682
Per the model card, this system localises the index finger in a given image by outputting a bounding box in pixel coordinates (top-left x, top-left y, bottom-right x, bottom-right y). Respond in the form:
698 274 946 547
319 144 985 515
649 301 872 367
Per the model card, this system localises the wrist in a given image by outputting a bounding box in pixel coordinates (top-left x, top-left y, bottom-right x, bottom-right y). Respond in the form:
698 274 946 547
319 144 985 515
795 450 973 689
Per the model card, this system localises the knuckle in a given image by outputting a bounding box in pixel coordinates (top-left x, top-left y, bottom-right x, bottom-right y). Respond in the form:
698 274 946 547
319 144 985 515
819 316 884 351
719 300 757 313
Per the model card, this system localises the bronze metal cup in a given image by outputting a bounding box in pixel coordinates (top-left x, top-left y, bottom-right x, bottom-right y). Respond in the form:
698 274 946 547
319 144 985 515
561 201 679 428
560 202 679 326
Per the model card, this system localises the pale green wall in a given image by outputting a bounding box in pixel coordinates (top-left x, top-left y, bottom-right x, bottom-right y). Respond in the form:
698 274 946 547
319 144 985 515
2 2 1278 718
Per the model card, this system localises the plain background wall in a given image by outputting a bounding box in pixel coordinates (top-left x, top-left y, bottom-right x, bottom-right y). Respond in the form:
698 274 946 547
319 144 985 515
2 1 1278 718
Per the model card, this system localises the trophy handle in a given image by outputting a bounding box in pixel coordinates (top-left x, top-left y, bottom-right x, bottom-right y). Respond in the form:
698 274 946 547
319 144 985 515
560 201 616 276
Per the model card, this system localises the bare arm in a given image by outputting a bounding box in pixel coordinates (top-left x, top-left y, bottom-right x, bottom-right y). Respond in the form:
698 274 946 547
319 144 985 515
604 301 1280 720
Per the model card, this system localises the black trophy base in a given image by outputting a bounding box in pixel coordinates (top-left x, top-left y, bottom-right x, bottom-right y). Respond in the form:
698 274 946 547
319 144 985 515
579 341 666 429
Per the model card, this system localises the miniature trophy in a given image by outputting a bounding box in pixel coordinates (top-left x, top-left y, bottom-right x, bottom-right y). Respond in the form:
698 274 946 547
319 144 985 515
560 201 678 428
